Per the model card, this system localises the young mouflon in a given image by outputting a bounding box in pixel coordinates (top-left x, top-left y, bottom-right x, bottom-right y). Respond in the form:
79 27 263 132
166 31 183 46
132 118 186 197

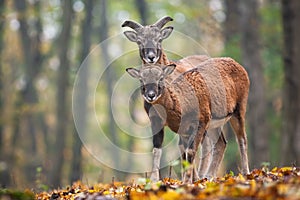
126 58 250 183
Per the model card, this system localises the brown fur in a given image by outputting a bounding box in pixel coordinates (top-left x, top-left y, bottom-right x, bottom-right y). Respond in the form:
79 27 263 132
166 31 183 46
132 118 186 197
151 50 210 74
143 57 250 181
154 57 249 135
123 17 249 181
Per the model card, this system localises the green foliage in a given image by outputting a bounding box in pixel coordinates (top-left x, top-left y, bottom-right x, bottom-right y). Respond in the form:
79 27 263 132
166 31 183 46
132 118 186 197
182 160 191 171
261 3 283 90
137 177 150 185
261 161 270 168
0 189 35 200
261 162 271 172
35 167 49 191
222 35 242 62
260 2 283 164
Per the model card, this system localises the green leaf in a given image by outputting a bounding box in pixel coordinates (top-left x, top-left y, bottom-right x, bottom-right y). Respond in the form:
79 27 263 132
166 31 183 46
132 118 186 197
182 160 190 171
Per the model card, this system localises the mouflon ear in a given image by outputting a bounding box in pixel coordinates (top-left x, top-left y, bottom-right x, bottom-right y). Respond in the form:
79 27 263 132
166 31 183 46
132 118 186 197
163 64 176 76
126 68 140 79
161 26 174 40
123 31 138 42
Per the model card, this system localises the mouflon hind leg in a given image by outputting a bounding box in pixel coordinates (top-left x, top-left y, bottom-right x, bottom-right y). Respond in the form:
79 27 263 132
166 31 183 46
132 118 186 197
198 130 212 179
182 126 206 183
230 112 250 175
205 128 227 178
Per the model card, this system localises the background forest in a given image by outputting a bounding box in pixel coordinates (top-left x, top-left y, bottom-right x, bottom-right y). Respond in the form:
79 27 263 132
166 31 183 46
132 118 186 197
0 0 300 190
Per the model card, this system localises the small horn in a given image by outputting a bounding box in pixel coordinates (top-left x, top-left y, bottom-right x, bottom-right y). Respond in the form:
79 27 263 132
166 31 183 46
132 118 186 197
153 16 173 29
121 20 143 30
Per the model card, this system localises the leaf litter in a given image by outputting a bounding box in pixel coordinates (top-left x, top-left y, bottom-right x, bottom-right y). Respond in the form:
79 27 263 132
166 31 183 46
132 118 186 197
35 167 300 200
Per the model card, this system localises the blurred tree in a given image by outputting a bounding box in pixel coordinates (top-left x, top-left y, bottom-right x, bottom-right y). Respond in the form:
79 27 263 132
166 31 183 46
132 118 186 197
222 0 241 173
50 0 73 187
0 0 5 156
135 0 148 25
70 0 93 184
223 0 239 43
0 0 9 188
99 0 120 174
99 0 123 179
259 1 283 165
13 0 46 183
127 0 149 175
281 0 300 165
239 0 270 168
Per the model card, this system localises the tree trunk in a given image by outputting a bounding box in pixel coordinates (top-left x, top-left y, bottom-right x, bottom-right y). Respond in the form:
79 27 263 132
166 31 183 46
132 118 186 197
0 0 5 155
125 0 150 176
99 0 120 170
239 0 270 168
50 0 73 187
70 0 93 184
135 0 148 25
223 0 239 43
281 0 300 166
14 0 38 154
0 0 10 188
13 0 45 184
223 0 241 173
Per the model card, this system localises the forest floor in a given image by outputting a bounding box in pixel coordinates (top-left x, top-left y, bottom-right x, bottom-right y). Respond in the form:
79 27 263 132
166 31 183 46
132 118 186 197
1 166 300 200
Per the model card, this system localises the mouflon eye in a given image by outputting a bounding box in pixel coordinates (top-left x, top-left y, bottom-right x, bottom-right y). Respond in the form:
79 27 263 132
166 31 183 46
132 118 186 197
158 80 164 91
158 84 162 91
141 85 146 93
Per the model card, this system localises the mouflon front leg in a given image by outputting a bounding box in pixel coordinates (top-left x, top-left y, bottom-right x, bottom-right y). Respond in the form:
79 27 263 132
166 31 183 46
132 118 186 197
151 126 164 182
145 102 165 182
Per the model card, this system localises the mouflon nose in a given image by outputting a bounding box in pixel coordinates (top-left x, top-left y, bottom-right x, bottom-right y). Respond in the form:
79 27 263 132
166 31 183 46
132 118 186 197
147 91 156 100
148 54 155 62
147 51 156 63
